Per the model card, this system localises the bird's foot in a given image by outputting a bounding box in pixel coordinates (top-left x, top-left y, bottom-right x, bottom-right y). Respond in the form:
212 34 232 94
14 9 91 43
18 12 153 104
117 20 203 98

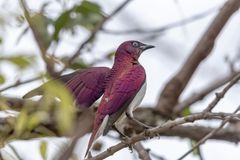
125 112 153 129
121 136 133 152
113 124 126 137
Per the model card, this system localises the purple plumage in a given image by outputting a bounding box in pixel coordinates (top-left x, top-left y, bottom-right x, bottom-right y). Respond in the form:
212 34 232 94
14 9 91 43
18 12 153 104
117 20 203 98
23 67 110 109
85 40 154 156
65 67 110 108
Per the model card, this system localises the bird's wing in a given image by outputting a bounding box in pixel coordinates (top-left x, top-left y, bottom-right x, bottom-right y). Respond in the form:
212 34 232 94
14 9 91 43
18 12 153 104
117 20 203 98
23 67 110 108
85 65 146 156
65 67 110 107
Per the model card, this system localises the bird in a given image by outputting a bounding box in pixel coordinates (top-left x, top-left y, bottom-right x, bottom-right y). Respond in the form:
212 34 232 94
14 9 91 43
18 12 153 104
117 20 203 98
23 40 154 157
84 40 154 157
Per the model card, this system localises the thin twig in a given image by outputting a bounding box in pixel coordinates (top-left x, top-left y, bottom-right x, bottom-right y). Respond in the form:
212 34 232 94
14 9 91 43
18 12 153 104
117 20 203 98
203 73 240 112
102 6 218 34
0 76 40 92
174 71 240 114
177 106 240 160
149 151 166 160
19 0 56 76
133 142 151 160
8 144 23 160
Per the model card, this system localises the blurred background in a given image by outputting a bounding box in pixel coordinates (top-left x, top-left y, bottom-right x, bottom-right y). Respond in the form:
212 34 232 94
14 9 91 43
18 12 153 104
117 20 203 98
0 0 240 159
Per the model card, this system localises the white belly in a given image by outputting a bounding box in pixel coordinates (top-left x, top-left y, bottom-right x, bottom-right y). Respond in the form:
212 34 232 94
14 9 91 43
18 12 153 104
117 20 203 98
114 81 147 133
127 81 146 117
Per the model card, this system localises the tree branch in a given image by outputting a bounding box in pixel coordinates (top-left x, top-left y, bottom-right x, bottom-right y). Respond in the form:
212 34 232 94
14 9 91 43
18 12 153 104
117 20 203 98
0 76 41 93
133 142 151 160
19 0 56 76
156 0 240 116
174 71 240 114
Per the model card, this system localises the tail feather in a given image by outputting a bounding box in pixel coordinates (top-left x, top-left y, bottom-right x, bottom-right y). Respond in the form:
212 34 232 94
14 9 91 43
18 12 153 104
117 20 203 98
85 115 109 157
85 130 97 158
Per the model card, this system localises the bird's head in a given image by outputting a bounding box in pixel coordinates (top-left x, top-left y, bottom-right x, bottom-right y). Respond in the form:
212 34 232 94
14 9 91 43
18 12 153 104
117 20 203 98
115 40 154 61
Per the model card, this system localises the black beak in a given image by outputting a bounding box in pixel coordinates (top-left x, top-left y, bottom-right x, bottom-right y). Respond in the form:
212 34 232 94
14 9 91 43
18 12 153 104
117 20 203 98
140 43 155 51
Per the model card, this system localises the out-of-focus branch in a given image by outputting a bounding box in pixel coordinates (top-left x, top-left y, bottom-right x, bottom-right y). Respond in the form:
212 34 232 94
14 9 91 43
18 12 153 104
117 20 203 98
102 6 218 34
62 0 133 73
0 76 40 93
174 71 240 114
133 142 151 160
2 97 240 143
19 0 56 77
156 0 240 117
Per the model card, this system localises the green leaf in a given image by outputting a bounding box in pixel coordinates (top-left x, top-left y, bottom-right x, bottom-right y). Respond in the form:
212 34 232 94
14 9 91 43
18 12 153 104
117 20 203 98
27 111 48 130
75 1 102 15
182 107 191 116
40 141 47 160
0 74 5 84
106 51 115 60
52 1 103 41
14 109 28 136
74 1 103 30
52 10 71 41
61 56 89 69
70 61 89 69
0 55 35 69
42 81 76 135
29 13 52 49
7 56 31 69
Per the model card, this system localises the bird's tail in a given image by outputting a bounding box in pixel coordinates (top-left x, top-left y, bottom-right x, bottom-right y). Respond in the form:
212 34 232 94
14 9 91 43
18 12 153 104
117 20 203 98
84 115 109 158
84 129 97 158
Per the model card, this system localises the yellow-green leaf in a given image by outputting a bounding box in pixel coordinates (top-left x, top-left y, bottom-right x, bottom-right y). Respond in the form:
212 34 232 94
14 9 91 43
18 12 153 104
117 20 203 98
182 107 191 116
30 13 52 50
42 81 76 135
0 55 35 69
0 74 5 84
40 141 47 160
27 111 48 130
14 109 28 136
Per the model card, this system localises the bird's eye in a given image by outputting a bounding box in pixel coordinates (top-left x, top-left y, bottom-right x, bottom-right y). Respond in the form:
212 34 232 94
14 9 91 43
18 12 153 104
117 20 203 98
132 42 139 48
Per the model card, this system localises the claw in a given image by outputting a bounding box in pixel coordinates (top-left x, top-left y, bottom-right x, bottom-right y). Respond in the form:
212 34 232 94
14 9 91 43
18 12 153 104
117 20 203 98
121 137 133 151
